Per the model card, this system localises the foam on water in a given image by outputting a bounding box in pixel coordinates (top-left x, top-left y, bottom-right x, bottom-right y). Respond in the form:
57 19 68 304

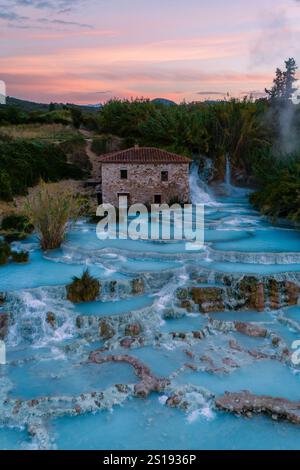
189 163 217 206
5 288 75 347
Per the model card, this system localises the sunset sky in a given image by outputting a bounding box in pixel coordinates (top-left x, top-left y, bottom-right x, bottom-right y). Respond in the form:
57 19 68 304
1 0 300 104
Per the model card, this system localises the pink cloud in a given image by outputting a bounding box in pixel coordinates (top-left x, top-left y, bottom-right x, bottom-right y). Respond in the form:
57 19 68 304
1 1 297 104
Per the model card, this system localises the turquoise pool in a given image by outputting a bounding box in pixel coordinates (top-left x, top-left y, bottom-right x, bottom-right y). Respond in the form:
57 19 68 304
0 181 300 450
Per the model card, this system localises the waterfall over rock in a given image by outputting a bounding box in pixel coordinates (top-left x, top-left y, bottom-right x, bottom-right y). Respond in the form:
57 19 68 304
189 162 217 206
223 155 249 197
225 155 231 193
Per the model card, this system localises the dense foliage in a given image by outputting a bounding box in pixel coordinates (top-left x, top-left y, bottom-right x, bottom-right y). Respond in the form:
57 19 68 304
1 59 299 223
86 97 272 179
0 136 84 200
0 241 29 265
0 99 97 126
0 214 34 242
265 58 298 101
0 241 11 265
82 60 300 223
251 58 300 223
1 214 33 233
250 154 300 223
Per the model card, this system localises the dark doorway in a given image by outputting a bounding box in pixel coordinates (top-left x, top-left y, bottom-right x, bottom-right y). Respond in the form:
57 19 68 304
154 194 162 204
97 192 103 204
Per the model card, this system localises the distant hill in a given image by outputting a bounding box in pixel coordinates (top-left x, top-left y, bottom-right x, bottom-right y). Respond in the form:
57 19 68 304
151 98 177 106
5 96 99 113
6 96 49 111
5 96 177 111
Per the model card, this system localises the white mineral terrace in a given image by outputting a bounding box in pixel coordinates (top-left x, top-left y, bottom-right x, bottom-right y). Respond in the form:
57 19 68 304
0 169 300 450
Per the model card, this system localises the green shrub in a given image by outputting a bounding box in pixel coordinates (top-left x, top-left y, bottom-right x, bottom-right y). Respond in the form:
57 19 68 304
1 214 34 234
11 250 29 263
1 231 27 243
0 241 11 265
66 269 100 303
0 137 84 200
251 156 300 223
70 108 83 128
25 182 81 250
0 169 13 200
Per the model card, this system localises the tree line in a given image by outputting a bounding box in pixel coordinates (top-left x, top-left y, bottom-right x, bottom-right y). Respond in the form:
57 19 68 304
0 58 299 222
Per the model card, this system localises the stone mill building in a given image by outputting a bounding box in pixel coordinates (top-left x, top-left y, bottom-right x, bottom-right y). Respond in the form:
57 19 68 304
97 146 191 206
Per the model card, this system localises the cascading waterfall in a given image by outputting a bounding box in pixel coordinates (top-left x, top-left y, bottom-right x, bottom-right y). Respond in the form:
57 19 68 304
223 154 249 197
189 162 217 206
5 287 75 346
225 154 231 193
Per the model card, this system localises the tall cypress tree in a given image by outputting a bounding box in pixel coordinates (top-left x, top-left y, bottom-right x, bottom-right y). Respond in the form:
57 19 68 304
283 58 298 100
266 58 298 102
265 68 284 99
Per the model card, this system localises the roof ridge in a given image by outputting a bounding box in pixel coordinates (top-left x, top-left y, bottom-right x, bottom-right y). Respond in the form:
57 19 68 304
99 147 191 164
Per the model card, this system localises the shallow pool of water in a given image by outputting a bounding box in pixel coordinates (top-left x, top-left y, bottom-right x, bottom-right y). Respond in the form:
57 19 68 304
197 259 300 274
1 184 300 450
0 251 125 291
52 395 300 450
213 228 300 253
71 295 154 316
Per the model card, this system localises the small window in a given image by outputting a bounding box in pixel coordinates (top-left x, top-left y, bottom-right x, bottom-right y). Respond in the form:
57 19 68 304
120 169 128 180
161 171 168 182
154 194 161 204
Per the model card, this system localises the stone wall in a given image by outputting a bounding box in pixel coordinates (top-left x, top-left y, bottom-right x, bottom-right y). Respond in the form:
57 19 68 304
101 163 190 206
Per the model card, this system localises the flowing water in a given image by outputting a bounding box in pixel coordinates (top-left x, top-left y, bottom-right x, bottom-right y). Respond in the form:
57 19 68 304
0 167 300 450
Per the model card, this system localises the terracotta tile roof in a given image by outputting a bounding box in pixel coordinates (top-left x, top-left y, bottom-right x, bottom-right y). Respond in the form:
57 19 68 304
99 147 191 164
